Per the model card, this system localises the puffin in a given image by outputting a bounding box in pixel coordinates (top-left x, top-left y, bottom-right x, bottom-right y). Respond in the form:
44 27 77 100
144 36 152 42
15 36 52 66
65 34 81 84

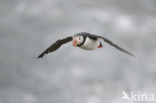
37 32 135 58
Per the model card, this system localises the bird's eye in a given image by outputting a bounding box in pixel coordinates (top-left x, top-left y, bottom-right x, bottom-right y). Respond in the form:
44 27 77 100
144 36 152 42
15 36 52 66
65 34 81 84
79 37 81 40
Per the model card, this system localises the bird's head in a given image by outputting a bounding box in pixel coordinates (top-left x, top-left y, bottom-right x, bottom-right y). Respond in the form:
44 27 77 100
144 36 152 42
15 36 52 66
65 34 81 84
72 36 84 46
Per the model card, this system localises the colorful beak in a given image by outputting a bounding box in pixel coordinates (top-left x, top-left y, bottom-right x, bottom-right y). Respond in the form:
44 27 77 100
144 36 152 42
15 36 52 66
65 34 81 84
72 37 77 46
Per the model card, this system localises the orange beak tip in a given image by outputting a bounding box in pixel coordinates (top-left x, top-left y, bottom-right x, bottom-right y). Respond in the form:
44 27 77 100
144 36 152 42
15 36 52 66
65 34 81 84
72 38 77 46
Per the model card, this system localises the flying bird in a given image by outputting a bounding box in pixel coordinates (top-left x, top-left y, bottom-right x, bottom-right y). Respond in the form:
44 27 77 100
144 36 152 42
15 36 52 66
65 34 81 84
37 32 135 58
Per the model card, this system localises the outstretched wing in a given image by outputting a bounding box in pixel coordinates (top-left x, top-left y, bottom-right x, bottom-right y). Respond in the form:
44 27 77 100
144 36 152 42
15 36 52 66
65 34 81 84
96 35 135 57
37 36 73 58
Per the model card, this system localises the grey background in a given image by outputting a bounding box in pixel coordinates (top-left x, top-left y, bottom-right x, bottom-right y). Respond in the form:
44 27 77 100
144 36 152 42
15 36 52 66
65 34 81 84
0 0 156 103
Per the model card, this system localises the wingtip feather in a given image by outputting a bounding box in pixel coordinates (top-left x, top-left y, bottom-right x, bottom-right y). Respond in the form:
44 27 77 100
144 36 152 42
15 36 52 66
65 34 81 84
37 54 44 58
125 51 135 57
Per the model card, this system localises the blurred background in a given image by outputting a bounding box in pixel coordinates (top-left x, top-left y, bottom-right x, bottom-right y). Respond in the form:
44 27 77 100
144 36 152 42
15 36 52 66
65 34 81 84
0 0 156 103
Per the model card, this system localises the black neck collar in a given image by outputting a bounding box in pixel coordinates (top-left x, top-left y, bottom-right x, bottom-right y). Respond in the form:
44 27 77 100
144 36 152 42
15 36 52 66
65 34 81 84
77 36 87 47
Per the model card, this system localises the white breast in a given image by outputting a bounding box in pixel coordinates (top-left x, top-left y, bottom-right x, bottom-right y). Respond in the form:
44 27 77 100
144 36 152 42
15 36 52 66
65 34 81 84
79 37 99 50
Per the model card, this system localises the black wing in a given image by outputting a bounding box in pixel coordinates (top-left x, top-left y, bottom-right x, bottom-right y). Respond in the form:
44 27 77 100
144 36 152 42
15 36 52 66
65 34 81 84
87 35 98 40
96 35 135 57
37 36 73 58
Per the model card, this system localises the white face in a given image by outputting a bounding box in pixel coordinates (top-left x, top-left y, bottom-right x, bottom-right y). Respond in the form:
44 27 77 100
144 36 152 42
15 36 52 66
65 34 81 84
73 36 84 46
76 36 84 45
